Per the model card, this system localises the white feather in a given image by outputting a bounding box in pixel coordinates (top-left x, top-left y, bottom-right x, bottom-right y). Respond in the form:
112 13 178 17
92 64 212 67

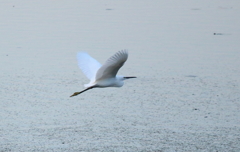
95 50 128 81
77 52 101 81
70 49 136 97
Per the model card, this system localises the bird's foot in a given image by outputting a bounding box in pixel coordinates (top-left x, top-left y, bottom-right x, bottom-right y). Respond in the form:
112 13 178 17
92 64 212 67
70 92 81 97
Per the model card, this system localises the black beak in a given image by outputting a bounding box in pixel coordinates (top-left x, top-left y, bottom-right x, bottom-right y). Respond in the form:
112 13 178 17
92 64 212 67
124 76 137 79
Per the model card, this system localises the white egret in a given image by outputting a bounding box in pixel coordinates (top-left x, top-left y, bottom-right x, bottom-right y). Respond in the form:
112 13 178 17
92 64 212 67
70 50 136 97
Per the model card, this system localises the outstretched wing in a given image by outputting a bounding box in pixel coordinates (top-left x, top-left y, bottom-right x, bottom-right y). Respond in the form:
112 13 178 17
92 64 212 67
95 50 128 81
77 52 102 81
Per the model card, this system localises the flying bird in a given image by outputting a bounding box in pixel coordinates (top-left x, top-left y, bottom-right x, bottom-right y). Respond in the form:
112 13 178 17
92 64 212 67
70 50 136 97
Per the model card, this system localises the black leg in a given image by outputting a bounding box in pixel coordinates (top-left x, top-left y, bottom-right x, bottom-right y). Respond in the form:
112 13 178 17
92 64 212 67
70 87 94 97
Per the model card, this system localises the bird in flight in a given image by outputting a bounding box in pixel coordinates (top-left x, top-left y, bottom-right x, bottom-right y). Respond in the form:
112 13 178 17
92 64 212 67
70 50 136 97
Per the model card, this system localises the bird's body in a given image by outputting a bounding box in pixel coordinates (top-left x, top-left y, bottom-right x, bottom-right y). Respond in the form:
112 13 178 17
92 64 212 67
70 50 136 97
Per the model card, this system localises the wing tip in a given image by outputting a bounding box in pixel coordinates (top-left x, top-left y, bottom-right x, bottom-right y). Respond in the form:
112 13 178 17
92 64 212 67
120 49 128 54
116 49 128 59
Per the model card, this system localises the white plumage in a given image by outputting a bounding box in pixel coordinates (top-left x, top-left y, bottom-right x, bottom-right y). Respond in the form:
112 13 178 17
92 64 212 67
77 52 101 81
70 50 136 97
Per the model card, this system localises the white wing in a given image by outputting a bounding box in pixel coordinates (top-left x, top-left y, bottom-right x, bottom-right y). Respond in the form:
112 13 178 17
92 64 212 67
77 52 102 81
95 50 128 80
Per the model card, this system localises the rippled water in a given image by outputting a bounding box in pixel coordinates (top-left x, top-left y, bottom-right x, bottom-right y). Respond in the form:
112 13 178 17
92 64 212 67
1 0 240 151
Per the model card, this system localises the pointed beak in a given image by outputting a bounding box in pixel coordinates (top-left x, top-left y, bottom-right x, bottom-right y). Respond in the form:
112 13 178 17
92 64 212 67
124 76 137 79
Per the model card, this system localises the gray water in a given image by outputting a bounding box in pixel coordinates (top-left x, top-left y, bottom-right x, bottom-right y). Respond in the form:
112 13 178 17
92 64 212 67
1 0 240 151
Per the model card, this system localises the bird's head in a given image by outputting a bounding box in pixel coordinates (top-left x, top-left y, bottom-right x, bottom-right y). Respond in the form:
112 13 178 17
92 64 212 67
124 76 137 80
113 76 136 87
117 75 137 81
